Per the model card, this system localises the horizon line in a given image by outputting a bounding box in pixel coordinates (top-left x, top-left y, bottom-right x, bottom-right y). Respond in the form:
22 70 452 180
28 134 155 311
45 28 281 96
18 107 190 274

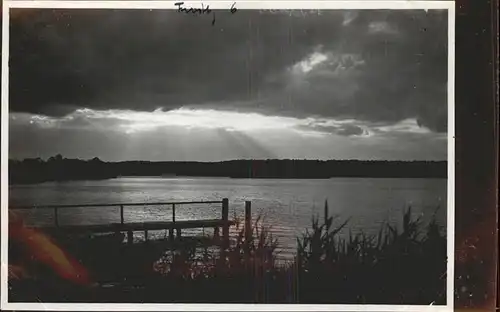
8 156 448 163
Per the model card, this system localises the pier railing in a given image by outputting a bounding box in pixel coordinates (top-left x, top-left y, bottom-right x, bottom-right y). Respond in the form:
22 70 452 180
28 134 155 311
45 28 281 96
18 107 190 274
10 198 238 247
10 199 300 261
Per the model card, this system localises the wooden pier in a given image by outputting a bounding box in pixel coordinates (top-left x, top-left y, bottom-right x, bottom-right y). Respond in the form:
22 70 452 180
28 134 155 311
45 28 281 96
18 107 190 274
10 198 249 248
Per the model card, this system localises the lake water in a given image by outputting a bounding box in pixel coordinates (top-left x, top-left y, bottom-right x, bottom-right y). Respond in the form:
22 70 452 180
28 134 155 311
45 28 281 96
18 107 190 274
9 177 447 259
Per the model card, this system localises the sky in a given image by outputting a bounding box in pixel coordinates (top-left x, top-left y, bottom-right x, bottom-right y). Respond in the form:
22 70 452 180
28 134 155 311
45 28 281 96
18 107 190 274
7 8 449 161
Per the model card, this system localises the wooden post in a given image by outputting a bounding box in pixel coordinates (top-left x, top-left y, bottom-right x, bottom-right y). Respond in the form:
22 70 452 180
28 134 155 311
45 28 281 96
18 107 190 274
169 204 175 240
244 201 252 262
222 198 229 249
127 230 133 245
214 227 219 239
120 205 124 224
245 201 251 243
54 207 59 227
144 230 148 242
173 203 181 238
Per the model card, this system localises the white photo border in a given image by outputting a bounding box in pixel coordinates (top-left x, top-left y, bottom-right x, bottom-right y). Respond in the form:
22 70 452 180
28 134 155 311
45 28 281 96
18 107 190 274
1 1 456 311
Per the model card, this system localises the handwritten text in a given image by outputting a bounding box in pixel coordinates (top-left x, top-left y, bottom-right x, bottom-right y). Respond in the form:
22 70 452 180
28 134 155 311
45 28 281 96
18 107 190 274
174 2 238 26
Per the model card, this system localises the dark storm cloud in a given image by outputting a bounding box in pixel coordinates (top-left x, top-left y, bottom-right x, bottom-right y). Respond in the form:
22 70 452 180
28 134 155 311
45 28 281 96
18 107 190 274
9 8 448 132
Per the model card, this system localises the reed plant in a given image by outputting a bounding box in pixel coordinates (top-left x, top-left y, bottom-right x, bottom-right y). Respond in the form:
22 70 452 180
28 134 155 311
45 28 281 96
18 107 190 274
294 201 446 304
8 202 447 304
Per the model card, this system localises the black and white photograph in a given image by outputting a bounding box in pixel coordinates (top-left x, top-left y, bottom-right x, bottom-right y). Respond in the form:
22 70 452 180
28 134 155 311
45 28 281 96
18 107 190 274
1 1 455 309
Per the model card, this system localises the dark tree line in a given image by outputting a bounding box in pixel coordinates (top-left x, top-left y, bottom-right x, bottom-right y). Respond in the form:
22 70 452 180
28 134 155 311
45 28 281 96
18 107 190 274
9 155 447 184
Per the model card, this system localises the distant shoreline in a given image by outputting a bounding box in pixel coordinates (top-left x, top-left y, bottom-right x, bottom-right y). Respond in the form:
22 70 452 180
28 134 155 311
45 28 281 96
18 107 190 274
8 175 448 186
8 157 447 185
120 175 448 180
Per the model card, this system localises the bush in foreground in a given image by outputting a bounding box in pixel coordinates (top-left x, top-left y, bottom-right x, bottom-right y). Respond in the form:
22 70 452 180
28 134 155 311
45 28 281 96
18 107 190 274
119 202 447 304
8 202 447 304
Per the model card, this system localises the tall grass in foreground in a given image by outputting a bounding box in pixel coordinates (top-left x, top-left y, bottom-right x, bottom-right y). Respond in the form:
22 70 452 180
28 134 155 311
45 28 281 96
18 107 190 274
152 215 279 280
8 202 447 304
127 202 446 304
295 201 446 303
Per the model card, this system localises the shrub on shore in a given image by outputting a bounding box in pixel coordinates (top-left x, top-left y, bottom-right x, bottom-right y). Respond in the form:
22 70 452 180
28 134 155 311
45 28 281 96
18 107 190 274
8 202 447 304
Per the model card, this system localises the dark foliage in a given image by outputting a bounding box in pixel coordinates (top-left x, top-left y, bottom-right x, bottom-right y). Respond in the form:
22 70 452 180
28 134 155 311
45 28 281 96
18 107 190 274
9 203 447 304
9 155 447 184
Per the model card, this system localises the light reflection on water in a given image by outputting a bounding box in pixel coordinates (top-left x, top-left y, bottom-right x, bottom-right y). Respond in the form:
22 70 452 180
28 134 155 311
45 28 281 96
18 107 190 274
9 177 447 259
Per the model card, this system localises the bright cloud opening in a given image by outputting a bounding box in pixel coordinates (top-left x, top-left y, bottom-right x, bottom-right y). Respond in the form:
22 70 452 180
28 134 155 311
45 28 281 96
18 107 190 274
10 108 436 139
292 51 329 74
